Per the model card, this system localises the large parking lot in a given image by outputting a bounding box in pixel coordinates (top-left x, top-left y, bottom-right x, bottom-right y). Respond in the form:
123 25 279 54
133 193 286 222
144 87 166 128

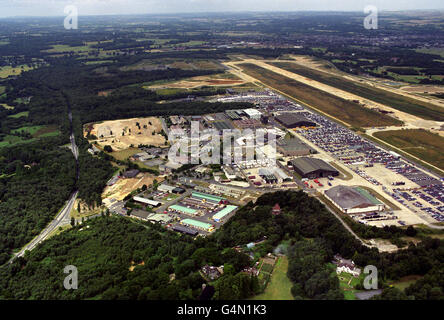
289 108 444 225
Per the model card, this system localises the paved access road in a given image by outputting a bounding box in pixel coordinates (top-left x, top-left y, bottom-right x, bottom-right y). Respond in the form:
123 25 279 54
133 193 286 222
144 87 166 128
9 97 80 263
12 191 78 260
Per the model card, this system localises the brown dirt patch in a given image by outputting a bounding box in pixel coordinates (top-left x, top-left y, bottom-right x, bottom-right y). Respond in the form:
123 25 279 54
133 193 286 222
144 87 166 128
85 117 166 151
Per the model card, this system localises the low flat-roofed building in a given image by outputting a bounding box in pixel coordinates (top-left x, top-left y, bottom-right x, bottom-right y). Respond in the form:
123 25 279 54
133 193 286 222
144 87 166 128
172 187 186 194
169 204 199 216
147 214 173 224
243 108 262 120
133 196 161 207
181 219 214 232
158 184 177 193
131 210 152 221
209 184 245 198
213 205 237 222
192 192 225 203
289 157 339 179
123 169 140 179
325 185 385 214
173 225 198 236
277 137 313 156
275 113 316 128
225 110 242 120
223 166 237 180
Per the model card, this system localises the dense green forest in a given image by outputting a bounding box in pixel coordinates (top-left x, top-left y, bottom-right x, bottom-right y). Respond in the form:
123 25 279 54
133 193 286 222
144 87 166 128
1 190 442 300
0 142 76 264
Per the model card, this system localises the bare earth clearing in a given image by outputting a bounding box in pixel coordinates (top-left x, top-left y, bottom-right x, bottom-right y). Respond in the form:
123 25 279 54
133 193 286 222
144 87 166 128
84 117 166 151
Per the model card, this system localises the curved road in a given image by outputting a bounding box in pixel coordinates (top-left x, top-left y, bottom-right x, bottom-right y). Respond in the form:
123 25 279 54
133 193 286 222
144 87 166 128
10 104 79 262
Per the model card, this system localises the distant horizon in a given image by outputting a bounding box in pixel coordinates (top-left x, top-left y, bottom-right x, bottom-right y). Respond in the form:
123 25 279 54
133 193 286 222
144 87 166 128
1 9 444 19
1 0 444 19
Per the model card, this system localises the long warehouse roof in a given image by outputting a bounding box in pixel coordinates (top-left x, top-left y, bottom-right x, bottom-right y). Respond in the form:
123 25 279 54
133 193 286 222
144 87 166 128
213 205 238 220
290 157 338 175
192 192 225 202
169 205 198 215
182 219 213 230
325 186 382 210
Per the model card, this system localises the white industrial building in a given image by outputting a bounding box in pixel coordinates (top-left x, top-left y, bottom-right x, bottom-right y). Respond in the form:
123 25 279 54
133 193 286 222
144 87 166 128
243 108 262 120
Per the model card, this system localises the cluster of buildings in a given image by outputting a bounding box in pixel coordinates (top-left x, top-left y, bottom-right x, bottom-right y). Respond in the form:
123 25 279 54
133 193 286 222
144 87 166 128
333 254 361 277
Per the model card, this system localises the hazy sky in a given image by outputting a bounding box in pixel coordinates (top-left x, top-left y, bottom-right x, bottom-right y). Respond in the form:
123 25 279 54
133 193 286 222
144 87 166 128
0 0 443 18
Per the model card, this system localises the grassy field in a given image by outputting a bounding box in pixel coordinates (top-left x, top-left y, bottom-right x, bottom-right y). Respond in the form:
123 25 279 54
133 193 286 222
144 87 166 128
390 275 423 292
0 125 60 148
253 256 294 300
11 125 45 136
0 135 37 148
239 63 402 128
42 44 94 53
416 47 444 58
0 65 33 78
111 148 140 161
374 129 444 171
7 111 29 118
271 62 444 121
1 103 14 110
47 224 72 240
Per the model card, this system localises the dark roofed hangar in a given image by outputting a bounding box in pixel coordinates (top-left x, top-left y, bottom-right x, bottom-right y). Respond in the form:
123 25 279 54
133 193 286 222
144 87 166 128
289 157 339 179
275 113 316 128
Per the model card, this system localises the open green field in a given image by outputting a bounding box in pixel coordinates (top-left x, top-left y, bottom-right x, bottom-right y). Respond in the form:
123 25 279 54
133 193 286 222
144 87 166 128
253 256 294 300
110 148 140 161
0 125 60 148
11 125 45 136
8 111 29 118
122 58 222 72
390 275 423 292
271 62 444 121
374 129 444 171
42 44 94 53
416 47 444 58
239 63 402 128
1 103 14 110
0 65 33 78
0 135 37 148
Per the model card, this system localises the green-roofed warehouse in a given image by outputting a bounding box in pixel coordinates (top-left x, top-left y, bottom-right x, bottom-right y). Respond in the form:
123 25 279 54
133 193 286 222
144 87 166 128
182 219 214 232
169 205 198 215
213 205 238 222
191 192 225 203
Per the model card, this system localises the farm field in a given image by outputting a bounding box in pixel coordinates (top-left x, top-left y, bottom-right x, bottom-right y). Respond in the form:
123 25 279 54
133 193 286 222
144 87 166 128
253 256 294 300
0 125 60 148
121 59 223 72
238 63 402 128
42 44 94 53
0 65 33 78
84 117 166 151
374 129 444 171
390 275 423 292
1 103 14 110
271 61 444 121
8 111 29 118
